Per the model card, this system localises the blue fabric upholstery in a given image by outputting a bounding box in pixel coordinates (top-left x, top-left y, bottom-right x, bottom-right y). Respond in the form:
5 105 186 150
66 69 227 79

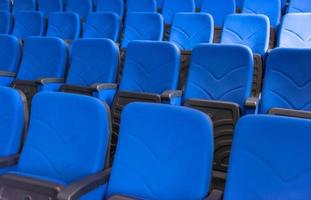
16 37 67 81
97 0 124 18
0 35 21 75
121 12 164 48
38 0 63 16
0 0 11 11
162 0 195 24
66 38 119 87
13 0 36 11
288 0 311 13
183 44 253 111
126 0 157 13
260 48 311 113
66 0 92 20
47 12 80 41
119 41 180 94
201 0 235 27
12 11 45 40
83 12 121 41
278 13 311 48
0 11 12 34
224 115 311 199
16 92 110 200
221 14 270 56
107 103 214 199
169 13 214 50
242 0 281 27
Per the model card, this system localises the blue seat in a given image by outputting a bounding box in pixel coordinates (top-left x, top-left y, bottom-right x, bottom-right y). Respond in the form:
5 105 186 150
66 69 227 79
242 0 281 28
288 0 311 13
224 115 311 199
97 0 124 18
126 0 157 13
221 14 270 56
0 86 27 174
162 0 195 24
169 13 214 51
12 11 45 40
0 92 111 200
0 0 11 11
121 12 164 48
66 0 92 20
38 0 63 16
107 103 214 199
278 13 311 48
46 12 81 41
260 48 311 114
13 0 36 11
0 35 21 86
83 12 121 41
0 11 12 34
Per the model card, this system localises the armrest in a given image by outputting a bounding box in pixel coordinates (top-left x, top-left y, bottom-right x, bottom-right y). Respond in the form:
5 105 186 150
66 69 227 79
0 154 20 168
0 71 16 77
57 169 111 200
205 190 223 200
245 97 259 109
91 83 118 92
161 90 182 105
36 78 65 85
269 108 311 119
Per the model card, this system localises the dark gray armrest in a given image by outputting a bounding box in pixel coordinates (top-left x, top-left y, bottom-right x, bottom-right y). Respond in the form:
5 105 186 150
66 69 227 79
245 97 259 109
57 169 111 200
0 154 20 167
0 71 16 77
36 78 65 85
91 83 118 92
205 190 223 200
269 108 311 119
161 90 182 102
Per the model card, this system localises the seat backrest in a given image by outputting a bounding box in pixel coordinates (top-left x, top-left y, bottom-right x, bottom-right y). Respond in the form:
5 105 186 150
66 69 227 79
162 0 195 24
221 14 270 56
13 0 36 11
121 12 164 48
17 92 111 184
12 11 45 40
260 48 311 114
83 12 121 42
0 35 21 73
38 0 63 16
66 39 119 87
278 13 311 48
242 0 281 27
224 115 311 199
46 12 80 41
66 0 92 20
126 0 157 13
169 13 213 51
107 103 214 199
119 41 180 94
16 37 67 81
0 0 11 12
0 11 12 34
183 44 253 111
97 0 124 18
0 87 26 157
201 0 235 27
288 0 311 13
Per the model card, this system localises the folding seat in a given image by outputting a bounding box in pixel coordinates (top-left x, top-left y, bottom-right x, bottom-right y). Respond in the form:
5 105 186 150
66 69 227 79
259 48 311 118
111 41 181 158
97 0 124 18
46 12 81 41
221 14 270 97
11 37 68 107
0 11 12 34
0 92 111 200
66 0 92 20
83 12 121 41
288 0 311 13
169 13 213 89
182 44 254 189
214 115 311 199
38 0 63 16
12 11 45 40
0 0 11 11
105 103 214 199
278 13 311 48
0 87 27 174
201 0 235 43
0 35 21 86
60 38 119 106
126 0 157 13
13 0 36 12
